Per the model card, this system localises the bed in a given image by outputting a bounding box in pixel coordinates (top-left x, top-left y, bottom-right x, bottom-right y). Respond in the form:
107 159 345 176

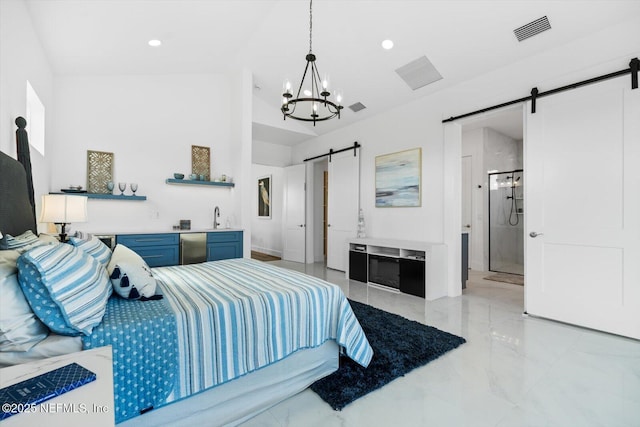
0 147 373 426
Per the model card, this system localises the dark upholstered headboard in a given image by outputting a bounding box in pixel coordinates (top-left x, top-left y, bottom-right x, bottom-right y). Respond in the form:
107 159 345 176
0 150 37 236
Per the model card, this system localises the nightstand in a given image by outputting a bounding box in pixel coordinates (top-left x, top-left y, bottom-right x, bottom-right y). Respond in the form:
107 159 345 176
0 346 114 426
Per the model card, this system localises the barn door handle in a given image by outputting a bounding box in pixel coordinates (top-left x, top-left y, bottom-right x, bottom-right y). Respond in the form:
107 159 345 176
529 231 544 238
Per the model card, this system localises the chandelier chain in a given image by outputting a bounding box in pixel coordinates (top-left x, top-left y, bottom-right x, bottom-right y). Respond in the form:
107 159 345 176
309 0 313 54
281 0 342 125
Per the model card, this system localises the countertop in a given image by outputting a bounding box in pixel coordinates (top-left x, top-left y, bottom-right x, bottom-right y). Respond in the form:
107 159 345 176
89 228 243 236
349 237 445 251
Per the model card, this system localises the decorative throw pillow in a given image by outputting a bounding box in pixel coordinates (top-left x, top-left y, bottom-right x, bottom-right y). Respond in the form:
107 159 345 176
107 244 157 300
69 236 112 268
0 252 49 351
17 243 112 336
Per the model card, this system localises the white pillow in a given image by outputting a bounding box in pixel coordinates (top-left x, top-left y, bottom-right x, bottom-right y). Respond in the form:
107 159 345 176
0 251 49 351
107 244 157 300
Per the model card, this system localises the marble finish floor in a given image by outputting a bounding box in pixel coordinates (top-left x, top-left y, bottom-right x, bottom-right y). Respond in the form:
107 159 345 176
241 262 640 427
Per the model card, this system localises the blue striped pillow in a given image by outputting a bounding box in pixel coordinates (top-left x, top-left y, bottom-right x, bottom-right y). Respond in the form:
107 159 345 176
17 244 112 336
69 236 112 268
0 230 40 250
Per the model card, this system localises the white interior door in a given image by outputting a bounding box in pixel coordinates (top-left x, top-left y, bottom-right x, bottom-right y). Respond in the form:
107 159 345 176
327 150 360 271
525 77 640 339
282 164 306 263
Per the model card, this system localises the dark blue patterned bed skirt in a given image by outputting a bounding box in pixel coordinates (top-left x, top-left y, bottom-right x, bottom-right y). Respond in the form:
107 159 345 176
82 286 178 423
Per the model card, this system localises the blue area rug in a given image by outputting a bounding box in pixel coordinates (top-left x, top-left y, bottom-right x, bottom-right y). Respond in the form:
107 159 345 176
311 299 466 410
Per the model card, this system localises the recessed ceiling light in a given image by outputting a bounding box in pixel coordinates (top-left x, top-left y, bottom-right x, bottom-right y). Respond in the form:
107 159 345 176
381 39 394 50
148 39 162 47
303 89 312 96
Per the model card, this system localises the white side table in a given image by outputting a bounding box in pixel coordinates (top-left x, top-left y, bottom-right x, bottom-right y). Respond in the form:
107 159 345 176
0 346 114 426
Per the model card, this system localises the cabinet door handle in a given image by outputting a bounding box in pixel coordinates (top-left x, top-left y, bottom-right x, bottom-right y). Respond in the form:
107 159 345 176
142 254 164 259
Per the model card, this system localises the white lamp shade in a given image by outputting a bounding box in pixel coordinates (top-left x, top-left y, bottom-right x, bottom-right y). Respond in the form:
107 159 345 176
40 195 88 223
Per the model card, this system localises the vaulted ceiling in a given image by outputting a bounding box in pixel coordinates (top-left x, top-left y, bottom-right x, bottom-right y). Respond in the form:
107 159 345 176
24 0 640 142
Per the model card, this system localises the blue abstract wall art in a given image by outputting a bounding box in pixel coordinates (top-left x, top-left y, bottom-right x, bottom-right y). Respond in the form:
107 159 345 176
375 148 421 207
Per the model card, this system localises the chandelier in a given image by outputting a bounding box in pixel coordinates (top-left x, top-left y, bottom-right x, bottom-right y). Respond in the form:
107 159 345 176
281 0 343 125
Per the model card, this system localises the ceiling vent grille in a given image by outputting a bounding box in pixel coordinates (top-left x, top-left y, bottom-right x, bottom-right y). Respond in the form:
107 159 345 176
348 102 367 112
514 16 551 42
395 55 443 91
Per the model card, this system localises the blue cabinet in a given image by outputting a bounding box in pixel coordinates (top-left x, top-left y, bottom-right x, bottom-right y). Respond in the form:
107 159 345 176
116 233 179 267
207 231 243 261
115 231 242 266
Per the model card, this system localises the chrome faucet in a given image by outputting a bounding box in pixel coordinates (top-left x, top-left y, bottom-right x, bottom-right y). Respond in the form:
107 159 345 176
213 206 220 229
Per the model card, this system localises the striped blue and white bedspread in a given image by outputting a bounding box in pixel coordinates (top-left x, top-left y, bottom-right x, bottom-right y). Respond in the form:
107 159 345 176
152 258 373 399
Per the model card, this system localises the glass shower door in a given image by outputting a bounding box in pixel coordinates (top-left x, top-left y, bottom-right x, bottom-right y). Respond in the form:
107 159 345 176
488 170 524 275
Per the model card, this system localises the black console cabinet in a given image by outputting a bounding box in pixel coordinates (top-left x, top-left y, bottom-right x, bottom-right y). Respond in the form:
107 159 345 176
400 258 426 298
349 249 425 298
349 250 368 283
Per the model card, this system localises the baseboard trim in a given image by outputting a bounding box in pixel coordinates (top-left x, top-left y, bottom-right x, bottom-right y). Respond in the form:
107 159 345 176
251 246 282 258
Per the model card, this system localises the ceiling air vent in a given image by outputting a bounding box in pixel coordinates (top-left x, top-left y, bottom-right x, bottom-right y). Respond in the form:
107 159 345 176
514 16 551 42
348 102 367 113
395 55 443 91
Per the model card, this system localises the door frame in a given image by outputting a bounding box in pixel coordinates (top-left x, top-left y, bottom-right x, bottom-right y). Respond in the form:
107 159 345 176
446 104 526 296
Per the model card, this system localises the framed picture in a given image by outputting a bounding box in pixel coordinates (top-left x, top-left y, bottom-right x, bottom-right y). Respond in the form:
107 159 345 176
258 175 272 218
191 145 210 181
375 148 421 207
86 150 114 194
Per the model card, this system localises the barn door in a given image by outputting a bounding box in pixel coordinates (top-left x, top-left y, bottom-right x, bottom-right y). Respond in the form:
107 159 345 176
327 150 360 271
525 77 640 339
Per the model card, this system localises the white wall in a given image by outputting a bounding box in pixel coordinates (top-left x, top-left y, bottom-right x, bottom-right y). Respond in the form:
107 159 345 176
230 69 253 258
251 163 283 257
484 128 521 172
51 73 238 235
251 135 293 259
0 0 53 232
252 139 292 167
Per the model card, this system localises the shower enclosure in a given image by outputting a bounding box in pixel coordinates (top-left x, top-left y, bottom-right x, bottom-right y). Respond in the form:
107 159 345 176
488 169 524 275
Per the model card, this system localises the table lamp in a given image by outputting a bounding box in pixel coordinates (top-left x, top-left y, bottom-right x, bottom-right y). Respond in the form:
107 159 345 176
40 194 88 242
